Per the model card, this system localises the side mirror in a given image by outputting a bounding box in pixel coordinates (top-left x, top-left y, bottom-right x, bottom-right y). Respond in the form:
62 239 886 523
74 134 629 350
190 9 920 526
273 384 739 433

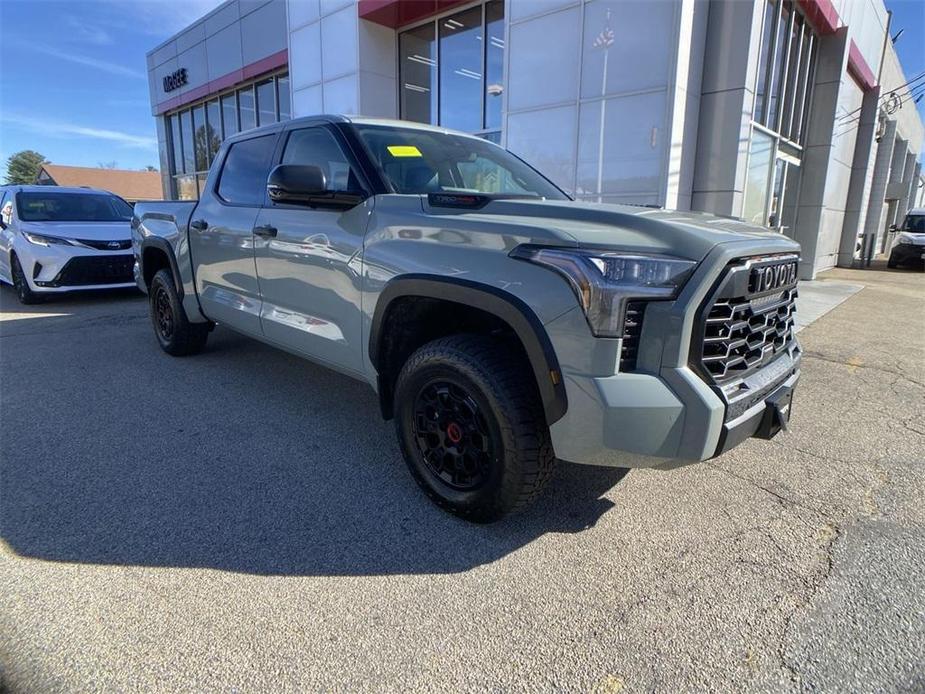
267 164 327 203
267 164 365 209
889 224 899 232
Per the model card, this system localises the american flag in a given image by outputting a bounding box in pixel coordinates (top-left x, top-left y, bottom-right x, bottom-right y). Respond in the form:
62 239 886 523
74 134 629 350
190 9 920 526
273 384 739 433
593 10 615 49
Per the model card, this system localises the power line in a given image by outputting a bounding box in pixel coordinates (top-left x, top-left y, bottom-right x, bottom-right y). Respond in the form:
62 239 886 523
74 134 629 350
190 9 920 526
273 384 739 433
832 81 925 140
837 69 925 122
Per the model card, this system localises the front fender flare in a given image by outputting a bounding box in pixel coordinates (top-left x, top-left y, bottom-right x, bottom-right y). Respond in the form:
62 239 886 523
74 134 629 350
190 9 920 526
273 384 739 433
369 275 568 425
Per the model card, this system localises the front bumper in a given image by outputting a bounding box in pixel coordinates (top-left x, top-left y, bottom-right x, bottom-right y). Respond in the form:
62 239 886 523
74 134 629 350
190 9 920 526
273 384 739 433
545 238 803 469
890 243 925 265
18 242 135 293
547 337 800 468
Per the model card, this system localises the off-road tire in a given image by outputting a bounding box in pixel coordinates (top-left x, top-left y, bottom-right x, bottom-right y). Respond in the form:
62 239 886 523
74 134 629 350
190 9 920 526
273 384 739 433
149 268 209 356
11 254 40 305
393 334 555 523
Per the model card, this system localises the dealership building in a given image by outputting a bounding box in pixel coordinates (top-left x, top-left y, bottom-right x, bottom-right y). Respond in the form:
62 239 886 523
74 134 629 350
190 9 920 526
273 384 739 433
146 0 924 278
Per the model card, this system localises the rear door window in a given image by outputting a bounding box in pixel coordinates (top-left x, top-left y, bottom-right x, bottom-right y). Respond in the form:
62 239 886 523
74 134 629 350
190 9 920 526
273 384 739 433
217 134 277 205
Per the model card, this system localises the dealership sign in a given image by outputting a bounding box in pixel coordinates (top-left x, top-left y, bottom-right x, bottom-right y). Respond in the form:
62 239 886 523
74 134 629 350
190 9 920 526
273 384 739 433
163 68 188 93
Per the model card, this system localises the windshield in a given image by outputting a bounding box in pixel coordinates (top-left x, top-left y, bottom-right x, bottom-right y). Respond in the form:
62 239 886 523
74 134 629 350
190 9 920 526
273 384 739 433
17 192 133 222
352 125 568 200
903 215 925 233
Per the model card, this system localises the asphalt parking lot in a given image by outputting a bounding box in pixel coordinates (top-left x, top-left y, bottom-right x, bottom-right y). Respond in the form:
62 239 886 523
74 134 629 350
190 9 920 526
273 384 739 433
1 265 923 692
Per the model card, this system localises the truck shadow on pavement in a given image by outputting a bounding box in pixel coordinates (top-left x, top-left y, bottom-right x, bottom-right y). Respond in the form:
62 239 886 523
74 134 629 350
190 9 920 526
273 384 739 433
0 287 628 577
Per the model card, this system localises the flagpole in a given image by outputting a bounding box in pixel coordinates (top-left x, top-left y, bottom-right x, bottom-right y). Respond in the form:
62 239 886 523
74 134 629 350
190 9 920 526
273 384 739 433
595 10 611 202
596 47 607 201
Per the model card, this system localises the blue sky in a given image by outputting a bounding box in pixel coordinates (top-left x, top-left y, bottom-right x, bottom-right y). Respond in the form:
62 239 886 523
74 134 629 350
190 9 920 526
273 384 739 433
0 0 224 171
0 0 922 172
886 0 925 128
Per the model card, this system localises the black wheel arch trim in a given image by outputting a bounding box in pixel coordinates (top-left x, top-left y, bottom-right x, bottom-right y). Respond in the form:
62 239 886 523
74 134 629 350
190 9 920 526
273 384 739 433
139 237 183 296
369 274 568 425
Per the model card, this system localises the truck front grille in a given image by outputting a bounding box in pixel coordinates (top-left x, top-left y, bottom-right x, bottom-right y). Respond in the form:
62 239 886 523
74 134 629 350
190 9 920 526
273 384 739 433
694 254 799 384
702 288 797 380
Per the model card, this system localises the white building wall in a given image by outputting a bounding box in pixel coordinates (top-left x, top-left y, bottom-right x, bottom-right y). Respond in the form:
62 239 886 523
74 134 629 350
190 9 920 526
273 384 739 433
816 73 864 272
288 0 361 116
691 0 765 218
288 0 397 119
663 0 709 211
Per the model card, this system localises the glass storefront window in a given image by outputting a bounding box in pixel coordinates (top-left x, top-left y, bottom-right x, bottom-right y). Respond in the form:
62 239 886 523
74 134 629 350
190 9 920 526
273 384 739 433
439 6 482 132
169 114 183 176
222 93 238 137
175 174 197 201
754 0 776 123
277 76 291 120
206 99 221 162
780 15 802 137
400 22 437 125
164 72 288 198
192 105 208 172
745 0 817 226
754 0 814 144
400 2 505 134
743 129 774 225
484 1 504 131
180 110 195 174
239 86 256 132
767 3 790 129
792 34 815 143
256 79 276 126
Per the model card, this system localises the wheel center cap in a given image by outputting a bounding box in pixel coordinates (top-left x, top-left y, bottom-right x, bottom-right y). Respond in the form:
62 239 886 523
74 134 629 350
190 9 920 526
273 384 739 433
446 422 463 445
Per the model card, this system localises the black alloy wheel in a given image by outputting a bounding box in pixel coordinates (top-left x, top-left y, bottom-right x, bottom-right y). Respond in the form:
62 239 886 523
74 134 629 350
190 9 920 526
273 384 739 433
412 379 495 491
148 268 209 356
393 334 555 522
153 284 174 342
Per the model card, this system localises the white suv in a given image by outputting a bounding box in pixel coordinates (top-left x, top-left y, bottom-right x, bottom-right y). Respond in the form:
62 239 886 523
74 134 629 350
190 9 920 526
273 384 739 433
0 186 136 303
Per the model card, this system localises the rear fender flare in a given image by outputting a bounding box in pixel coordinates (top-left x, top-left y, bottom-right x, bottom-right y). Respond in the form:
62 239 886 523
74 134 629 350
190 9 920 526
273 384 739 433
140 237 183 296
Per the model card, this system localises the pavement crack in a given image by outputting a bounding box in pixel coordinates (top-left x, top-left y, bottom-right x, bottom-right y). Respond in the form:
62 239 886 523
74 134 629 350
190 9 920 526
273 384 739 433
801 351 925 389
707 460 850 690
706 463 833 521
766 438 860 467
777 518 842 689
898 418 925 437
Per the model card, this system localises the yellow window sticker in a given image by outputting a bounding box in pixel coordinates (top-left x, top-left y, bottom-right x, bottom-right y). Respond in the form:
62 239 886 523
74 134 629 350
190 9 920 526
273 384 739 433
387 145 423 157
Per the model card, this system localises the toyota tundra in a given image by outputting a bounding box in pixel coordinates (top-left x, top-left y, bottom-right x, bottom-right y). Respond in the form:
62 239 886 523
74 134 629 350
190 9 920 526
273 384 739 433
132 115 801 522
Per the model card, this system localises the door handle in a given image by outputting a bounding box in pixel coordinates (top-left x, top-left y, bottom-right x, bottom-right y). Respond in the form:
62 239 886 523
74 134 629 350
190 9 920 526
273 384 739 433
253 224 278 238
191 219 208 232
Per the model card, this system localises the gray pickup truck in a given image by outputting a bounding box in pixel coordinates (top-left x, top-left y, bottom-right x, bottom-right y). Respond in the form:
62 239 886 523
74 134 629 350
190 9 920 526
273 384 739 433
133 115 801 522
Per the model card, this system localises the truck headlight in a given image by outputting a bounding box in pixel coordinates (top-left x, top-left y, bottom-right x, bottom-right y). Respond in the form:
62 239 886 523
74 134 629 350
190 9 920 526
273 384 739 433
511 246 697 337
22 231 76 247
897 233 915 245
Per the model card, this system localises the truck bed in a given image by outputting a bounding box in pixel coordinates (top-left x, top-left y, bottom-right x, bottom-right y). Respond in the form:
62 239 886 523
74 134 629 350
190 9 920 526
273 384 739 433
132 201 197 250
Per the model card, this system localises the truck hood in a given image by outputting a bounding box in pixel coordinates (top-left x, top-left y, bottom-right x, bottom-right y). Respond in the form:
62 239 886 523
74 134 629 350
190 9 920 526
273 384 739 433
18 220 131 242
426 198 798 260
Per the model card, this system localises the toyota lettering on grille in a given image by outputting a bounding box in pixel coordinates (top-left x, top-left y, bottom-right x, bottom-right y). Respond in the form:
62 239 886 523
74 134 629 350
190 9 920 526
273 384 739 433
749 259 798 295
